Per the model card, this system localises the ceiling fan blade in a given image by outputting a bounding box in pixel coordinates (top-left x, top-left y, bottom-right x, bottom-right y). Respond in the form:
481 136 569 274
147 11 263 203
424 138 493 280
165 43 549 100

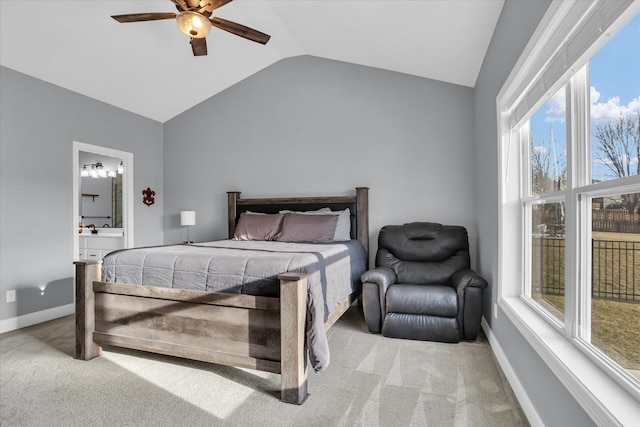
111 13 177 23
190 38 208 56
209 17 270 45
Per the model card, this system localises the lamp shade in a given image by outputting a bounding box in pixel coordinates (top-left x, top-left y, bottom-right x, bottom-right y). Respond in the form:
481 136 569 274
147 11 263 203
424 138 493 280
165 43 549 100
176 11 211 38
180 211 196 226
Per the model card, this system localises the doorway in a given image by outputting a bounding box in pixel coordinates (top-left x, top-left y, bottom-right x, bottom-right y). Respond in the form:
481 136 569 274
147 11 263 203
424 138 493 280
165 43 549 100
72 141 134 260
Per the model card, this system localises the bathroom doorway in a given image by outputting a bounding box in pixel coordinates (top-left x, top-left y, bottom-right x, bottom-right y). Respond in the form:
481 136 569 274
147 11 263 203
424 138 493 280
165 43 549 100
72 141 134 260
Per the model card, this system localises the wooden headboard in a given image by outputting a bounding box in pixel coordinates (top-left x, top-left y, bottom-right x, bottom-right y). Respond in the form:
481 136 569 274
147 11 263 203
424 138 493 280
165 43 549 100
227 187 369 256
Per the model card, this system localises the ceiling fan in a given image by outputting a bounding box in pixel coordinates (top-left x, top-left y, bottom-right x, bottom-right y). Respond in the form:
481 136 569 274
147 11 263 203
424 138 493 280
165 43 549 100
111 0 270 56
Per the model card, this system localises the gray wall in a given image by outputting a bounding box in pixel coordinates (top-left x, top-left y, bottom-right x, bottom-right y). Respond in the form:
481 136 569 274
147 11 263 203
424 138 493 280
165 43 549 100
473 1 594 425
0 66 164 322
163 55 478 265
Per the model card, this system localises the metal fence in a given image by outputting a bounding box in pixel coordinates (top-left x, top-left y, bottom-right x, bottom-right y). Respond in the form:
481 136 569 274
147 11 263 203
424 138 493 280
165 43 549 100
531 237 640 302
592 239 640 301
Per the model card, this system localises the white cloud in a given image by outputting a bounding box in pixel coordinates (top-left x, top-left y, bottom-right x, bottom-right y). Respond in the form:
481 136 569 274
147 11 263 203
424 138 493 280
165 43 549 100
590 87 639 122
543 86 640 123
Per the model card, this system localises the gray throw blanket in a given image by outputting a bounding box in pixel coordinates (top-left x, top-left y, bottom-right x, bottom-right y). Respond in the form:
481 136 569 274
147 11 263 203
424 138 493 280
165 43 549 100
101 239 367 371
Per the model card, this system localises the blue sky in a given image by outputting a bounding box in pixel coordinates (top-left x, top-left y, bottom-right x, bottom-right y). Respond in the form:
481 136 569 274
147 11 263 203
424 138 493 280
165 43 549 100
530 12 640 182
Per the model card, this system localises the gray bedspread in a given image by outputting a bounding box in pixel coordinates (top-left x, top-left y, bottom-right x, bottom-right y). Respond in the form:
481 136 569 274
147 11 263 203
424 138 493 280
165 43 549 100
101 239 367 371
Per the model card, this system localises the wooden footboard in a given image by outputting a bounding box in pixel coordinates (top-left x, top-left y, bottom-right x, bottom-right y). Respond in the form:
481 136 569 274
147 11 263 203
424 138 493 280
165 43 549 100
74 260 310 404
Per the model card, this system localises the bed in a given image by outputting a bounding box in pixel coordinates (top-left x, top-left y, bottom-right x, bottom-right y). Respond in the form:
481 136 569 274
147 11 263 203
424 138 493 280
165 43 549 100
74 187 369 404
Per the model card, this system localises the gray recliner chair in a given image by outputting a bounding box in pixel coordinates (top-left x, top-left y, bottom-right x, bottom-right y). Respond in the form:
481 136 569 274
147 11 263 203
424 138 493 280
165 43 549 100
362 222 488 343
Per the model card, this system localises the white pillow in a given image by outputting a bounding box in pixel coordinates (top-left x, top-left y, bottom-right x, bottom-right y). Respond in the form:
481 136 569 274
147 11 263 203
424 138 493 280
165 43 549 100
331 208 351 241
279 208 331 214
278 207 351 241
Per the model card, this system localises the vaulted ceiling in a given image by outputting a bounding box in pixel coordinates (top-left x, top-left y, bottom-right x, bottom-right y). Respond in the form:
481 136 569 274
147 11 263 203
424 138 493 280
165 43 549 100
0 1 504 123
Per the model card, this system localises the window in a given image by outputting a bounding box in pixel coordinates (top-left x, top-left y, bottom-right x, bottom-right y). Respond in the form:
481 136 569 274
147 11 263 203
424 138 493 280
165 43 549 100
590 18 640 184
530 86 567 195
529 201 566 324
525 86 568 325
498 1 640 424
589 191 640 373
583 20 640 378
521 17 640 372
520 11 640 386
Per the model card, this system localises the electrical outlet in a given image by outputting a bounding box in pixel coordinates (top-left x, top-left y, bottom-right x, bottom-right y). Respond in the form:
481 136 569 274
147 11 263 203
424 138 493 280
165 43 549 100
493 303 498 319
6 290 16 303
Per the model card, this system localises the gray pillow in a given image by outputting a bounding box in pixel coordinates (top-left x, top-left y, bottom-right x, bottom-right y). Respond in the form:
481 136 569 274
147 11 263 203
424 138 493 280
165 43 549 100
278 208 351 241
275 214 339 242
233 213 284 241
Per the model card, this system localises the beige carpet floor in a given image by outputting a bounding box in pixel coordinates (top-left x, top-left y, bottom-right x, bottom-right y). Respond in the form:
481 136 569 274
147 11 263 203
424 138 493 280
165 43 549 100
0 305 528 426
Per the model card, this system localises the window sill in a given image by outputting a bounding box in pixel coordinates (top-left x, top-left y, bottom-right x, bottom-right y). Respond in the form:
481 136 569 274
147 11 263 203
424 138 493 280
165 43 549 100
499 296 640 426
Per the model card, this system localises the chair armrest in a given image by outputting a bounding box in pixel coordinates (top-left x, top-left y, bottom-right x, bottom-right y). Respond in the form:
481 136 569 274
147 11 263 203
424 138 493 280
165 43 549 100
449 269 488 295
361 267 397 334
450 269 488 340
361 266 397 288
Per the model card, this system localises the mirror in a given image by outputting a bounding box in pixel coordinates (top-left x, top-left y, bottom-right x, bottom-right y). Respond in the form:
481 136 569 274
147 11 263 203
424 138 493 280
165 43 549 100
79 152 123 228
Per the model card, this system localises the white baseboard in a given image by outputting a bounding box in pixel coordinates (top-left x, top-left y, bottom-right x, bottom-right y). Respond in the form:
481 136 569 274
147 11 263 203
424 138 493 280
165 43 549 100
481 317 544 427
0 303 74 334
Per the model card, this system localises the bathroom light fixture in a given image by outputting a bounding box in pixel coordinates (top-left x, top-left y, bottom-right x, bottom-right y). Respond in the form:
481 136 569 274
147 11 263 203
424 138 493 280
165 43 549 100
180 211 196 244
80 162 119 179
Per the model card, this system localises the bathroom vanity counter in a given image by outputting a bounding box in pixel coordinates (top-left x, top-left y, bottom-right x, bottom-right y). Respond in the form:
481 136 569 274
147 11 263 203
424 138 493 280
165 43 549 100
78 234 124 260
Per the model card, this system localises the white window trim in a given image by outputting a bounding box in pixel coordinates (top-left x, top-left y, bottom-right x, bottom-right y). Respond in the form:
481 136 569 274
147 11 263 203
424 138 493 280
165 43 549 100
499 298 639 426
497 1 640 425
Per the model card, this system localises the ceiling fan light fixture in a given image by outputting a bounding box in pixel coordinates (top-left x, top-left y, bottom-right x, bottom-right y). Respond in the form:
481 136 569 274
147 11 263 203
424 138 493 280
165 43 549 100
176 11 211 39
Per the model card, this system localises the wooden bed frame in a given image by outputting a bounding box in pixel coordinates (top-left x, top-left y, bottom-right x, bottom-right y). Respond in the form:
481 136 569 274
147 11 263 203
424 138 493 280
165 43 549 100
75 187 369 404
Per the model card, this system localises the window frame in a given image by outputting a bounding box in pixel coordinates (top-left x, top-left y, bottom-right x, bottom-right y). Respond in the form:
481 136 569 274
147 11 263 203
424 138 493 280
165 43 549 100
497 1 640 424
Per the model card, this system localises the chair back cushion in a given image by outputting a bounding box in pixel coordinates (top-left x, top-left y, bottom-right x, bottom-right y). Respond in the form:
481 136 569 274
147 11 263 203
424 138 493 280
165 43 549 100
376 222 470 284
